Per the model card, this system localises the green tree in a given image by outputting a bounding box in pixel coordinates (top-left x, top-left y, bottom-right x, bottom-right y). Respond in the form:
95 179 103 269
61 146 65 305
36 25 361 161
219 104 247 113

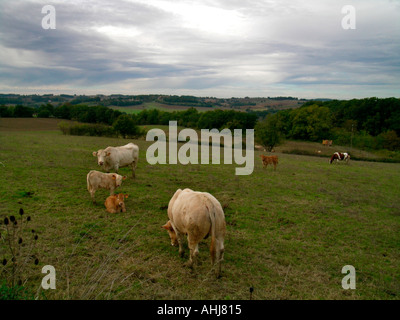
13 105 34 118
290 104 332 141
255 113 284 151
377 130 400 151
113 114 141 138
37 103 54 118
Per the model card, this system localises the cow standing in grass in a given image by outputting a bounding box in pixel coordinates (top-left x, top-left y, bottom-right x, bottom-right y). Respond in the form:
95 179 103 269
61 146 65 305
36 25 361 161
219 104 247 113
87 170 126 204
93 143 139 178
260 155 278 171
329 152 350 164
162 188 226 278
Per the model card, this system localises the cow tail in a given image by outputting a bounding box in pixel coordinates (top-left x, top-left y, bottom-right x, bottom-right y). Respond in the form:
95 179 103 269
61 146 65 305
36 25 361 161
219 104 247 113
205 197 217 265
87 171 92 192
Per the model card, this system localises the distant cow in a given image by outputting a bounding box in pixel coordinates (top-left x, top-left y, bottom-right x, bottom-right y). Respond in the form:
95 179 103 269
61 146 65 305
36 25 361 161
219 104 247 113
329 152 350 164
162 188 226 277
322 140 333 147
260 155 278 171
93 143 139 178
105 193 128 213
87 170 126 203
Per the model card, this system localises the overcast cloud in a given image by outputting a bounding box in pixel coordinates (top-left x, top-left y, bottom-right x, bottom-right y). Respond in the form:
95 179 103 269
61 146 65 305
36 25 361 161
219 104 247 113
0 0 399 99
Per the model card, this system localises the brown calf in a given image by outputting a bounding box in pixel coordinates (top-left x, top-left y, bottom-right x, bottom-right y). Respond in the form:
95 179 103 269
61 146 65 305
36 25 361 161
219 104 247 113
260 155 278 171
104 193 129 213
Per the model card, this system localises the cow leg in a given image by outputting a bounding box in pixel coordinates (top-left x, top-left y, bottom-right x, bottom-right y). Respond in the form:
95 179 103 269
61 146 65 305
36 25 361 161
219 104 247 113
131 163 136 178
214 240 225 278
176 232 185 258
89 189 96 204
187 238 199 269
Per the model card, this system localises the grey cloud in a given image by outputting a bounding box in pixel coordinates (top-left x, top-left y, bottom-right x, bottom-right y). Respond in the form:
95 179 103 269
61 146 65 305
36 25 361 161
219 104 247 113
0 0 399 98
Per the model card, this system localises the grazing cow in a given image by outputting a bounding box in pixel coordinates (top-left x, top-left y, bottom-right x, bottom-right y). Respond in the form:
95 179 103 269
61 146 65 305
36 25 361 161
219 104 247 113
93 143 139 178
329 152 350 164
87 170 126 203
105 193 128 213
322 140 333 147
260 155 278 171
162 188 226 277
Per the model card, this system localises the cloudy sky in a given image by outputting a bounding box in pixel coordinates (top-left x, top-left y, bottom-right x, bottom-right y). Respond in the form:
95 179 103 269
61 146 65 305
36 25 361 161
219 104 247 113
0 0 399 99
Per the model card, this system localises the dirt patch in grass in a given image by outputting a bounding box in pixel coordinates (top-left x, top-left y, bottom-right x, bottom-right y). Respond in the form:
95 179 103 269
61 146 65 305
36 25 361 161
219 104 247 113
0 118 74 132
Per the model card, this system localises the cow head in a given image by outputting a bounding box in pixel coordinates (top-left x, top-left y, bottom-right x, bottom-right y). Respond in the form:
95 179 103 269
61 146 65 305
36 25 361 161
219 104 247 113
111 174 126 188
93 149 111 166
162 221 178 247
115 193 128 212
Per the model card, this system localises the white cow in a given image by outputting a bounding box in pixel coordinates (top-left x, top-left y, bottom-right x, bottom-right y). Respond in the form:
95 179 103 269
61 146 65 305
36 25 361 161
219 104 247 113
162 188 226 277
87 170 126 204
93 143 139 178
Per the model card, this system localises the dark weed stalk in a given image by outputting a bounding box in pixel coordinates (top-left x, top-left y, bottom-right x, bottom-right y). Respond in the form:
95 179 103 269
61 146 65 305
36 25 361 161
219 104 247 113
0 208 40 298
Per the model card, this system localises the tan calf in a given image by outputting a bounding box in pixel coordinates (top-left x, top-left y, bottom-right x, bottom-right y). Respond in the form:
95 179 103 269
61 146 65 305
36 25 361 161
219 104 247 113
86 170 126 204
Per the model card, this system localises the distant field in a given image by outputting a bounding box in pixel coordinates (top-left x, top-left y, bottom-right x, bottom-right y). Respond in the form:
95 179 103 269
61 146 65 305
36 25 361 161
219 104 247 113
0 118 72 131
110 102 238 114
108 99 302 114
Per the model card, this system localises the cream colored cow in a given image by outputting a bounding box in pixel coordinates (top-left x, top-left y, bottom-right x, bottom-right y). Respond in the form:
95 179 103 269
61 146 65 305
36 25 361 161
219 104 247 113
87 170 126 204
162 188 226 277
93 143 139 178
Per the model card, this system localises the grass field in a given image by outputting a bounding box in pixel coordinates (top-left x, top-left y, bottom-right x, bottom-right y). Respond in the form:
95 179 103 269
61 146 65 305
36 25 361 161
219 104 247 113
109 102 226 114
0 119 399 300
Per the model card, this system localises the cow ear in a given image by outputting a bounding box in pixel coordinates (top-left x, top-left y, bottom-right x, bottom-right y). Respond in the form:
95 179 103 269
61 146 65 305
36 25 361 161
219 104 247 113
106 152 111 157
92 152 97 157
123 176 127 180
112 174 116 180
125 194 129 199
162 223 169 230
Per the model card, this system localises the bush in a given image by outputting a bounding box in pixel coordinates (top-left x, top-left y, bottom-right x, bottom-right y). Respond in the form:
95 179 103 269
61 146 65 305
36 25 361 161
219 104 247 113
58 121 117 137
113 114 142 138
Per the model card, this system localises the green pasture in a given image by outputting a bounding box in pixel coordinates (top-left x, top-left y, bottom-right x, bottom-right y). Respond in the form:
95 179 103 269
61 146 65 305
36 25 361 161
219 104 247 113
109 102 216 115
0 128 399 300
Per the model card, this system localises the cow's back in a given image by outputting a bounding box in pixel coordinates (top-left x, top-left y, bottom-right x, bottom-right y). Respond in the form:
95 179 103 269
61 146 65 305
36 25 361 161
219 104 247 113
170 189 211 235
87 170 114 188
107 143 138 166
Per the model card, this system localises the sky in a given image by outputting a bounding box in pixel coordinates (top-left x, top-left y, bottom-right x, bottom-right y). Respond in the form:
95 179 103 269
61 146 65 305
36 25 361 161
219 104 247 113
0 0 399 99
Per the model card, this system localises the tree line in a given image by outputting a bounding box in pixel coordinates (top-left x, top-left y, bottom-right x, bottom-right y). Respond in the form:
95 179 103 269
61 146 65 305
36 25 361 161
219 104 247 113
0 103 257 138
255 97 400 151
